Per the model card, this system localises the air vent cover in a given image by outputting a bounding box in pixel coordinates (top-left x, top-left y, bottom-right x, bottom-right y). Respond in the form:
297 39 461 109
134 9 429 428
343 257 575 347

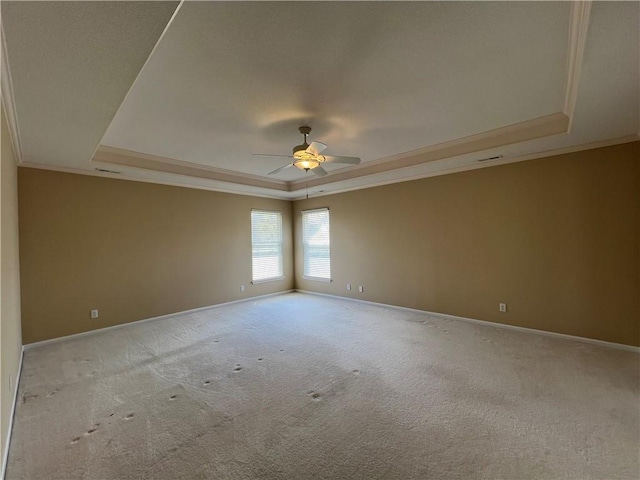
477 155 504 163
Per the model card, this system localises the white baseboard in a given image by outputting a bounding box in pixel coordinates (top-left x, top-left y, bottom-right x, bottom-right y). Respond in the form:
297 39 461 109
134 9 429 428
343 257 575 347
24 290 294 351
295 290 640 353
2 346 24 480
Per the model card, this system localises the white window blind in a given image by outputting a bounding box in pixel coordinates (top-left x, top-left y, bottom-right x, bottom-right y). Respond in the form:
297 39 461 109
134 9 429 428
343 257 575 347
251 210 283 283
302 208 331 281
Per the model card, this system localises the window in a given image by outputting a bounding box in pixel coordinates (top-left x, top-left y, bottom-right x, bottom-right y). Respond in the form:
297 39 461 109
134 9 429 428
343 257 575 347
251 210 283 283
302 208 331 281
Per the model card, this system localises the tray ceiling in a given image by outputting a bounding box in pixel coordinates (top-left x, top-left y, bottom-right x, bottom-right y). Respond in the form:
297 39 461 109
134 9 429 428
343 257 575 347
2 1 638 199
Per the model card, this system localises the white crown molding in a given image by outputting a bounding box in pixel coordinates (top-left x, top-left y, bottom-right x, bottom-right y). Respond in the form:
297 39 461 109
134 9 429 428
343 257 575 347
291 112 570 190
98 113 571 195
99 112 569 196
93 145 289 191
0 19 24 164
24 134 637 202
18 160 290 200
290 134 639 200
564 1 592 132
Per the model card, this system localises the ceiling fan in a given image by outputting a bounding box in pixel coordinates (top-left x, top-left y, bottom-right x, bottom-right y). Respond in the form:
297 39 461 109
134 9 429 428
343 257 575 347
254 126 361 177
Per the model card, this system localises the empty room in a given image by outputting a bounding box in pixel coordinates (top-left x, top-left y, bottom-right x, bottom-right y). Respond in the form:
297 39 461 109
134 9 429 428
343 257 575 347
1 1 638 479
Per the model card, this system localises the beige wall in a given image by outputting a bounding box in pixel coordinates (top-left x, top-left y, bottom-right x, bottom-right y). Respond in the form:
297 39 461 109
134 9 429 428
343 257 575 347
294 142 640 347
14 142 640 348
18 169 293 344
1 105 23 461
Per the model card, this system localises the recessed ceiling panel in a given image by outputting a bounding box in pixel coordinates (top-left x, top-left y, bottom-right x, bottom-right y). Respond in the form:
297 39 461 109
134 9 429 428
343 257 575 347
102 2 570 180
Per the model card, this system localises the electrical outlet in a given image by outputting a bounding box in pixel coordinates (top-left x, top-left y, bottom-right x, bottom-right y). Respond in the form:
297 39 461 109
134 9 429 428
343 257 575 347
240 285 245 292
90 309 99 319
499 303 507 313
347 283 351 291
358 285 364 293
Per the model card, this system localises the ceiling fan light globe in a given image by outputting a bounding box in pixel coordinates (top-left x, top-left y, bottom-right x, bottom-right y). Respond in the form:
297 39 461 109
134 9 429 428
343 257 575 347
293 148 322 170
293 158 320 170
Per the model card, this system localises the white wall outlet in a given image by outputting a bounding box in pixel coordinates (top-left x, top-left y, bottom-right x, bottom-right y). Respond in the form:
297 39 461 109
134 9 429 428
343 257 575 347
499 303 507 313
90 309 99 319
358 285 364 293
240 285 245 292
347 283 351 291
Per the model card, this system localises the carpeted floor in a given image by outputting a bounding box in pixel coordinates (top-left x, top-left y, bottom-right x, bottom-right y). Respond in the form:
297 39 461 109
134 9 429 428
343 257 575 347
6 293 639 479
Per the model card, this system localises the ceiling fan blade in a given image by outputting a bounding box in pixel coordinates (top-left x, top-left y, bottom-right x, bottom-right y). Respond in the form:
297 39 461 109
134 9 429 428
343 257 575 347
322 155 361 165
306 141 327 156
253 153 293 159
312 165 328 177
268 163 294 175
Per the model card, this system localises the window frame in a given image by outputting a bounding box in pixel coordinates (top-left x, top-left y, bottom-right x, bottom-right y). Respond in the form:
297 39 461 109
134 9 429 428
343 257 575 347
250 209 284 284
301 207 332 283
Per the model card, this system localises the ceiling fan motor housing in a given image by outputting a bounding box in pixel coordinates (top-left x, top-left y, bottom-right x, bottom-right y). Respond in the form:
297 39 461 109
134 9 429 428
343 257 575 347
293 126 312 155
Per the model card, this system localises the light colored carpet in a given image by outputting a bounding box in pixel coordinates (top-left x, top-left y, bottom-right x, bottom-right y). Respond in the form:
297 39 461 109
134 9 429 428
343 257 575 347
6 293 639 479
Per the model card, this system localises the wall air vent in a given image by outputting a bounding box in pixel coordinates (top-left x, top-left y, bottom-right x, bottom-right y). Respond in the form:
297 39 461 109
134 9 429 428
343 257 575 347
95 168 121 174
477 155 504 163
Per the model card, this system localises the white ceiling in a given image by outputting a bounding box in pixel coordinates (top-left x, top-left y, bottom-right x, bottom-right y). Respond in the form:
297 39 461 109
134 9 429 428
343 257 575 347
2 1 638 200
1 1 180 167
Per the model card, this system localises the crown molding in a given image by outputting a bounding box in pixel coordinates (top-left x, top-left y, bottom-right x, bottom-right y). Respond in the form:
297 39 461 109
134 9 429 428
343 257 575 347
97 116 635 200
0 19 24 164
564 1 592 132
22 135 638 202
291 112 569 190
93 145 289 191
95 112 570 195
290 135 639 200
19 160 290 200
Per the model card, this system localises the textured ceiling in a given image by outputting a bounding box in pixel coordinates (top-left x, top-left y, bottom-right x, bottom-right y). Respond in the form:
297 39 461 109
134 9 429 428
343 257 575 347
2 1 180 167
2 1 638 199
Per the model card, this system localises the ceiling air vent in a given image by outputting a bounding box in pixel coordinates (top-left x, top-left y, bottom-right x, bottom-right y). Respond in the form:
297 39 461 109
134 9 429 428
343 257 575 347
477 155 504 163
95 168 121 174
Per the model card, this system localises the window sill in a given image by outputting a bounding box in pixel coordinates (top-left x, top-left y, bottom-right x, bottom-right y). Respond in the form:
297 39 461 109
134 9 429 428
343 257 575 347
302 276 332 283
251 276 285 285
